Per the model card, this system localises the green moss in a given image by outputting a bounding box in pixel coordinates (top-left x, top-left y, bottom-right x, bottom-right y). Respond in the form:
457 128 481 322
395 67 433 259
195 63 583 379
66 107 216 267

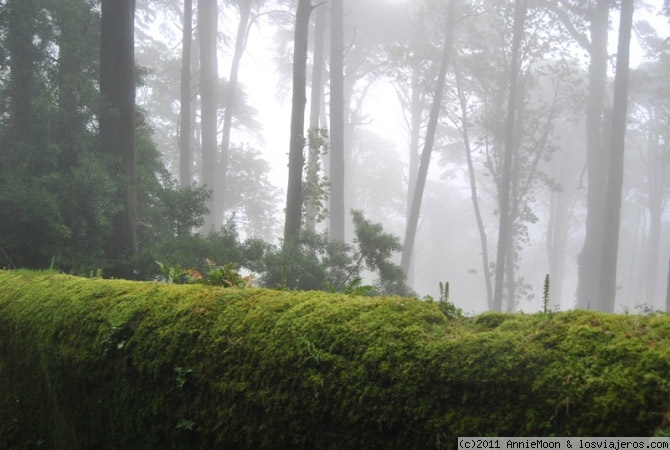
1 271 670 449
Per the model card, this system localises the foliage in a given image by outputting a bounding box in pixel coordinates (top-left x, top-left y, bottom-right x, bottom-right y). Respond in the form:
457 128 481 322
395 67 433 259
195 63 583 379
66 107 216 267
260 211 412 296
2 271 670 449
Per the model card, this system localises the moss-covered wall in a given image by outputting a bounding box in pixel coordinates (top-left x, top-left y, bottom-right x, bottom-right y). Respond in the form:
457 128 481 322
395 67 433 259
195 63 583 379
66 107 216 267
1 270 669 449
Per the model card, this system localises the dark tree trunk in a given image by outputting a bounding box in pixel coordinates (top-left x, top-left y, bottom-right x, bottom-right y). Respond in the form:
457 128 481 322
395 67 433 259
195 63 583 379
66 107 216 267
329 0 345 243
218 0 252 214
400 0 456 276
576 0 610 309
198 0 219 231
100 0 137 277
597 0 633 312
179 0 193 188
5 0 37 153
492 0 526 312
283 0 313 246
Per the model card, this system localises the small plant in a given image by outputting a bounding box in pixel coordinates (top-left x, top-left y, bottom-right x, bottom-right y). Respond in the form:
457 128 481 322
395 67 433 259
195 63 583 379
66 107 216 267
542 274 550 314
437 281 463 319
203 259 252 288
342 277 374 296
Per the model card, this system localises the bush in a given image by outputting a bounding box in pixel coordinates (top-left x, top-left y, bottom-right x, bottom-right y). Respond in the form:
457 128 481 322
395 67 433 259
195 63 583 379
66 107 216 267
1 271 669 449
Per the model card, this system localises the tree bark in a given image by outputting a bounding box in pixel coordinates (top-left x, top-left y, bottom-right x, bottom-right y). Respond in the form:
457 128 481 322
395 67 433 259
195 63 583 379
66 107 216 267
218 0 252 214
198 0 219 231
179 0 193 188
329 0 346 243
400 0 456 276
100 0 137 277
283 0 313 246
576 0 610 309
492 0 526 312
597 0 633 312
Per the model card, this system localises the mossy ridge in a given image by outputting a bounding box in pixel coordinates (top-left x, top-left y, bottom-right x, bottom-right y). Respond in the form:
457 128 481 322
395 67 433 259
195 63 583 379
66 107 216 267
1 271 670 449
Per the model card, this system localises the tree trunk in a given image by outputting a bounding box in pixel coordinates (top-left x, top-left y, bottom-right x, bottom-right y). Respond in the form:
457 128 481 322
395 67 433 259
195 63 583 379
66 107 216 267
400 0 456 276
100 0 137 277
666 257 670 312
597 0 633 312
492 0 526 312
198 0 219 231
454 61 493 310
329 0 345 243
645 113 664 306
283 0 313 246
218 0 252 213
179 0 193 188
5 0 37 153
404 64 423 286
576 0 610 309
304 3 327 233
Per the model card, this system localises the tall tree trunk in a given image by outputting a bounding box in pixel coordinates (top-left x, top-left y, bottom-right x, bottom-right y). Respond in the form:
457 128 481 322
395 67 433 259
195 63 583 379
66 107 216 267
329 0 345 243
179 0 193 188
400 0 456 276
645 115 664 306
576 0 610 309
198 0 219 231
218 0 252 214
283 0 313 246
666 257 670 312
305 3 327 233
100 0 137 277
454 61 493 309
492 0 526 312
5 0 37 153
597 0 633 312
404 64 423 285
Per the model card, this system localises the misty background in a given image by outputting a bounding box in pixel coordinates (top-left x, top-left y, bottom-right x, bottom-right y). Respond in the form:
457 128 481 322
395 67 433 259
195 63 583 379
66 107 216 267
1 0 669 314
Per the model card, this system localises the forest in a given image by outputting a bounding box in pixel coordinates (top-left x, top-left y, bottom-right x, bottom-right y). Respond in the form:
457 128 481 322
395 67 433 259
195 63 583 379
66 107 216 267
0 0 669 314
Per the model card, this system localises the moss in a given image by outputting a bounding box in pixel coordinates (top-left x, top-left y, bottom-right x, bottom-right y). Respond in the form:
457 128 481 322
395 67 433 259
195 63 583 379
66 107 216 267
1 271 670 449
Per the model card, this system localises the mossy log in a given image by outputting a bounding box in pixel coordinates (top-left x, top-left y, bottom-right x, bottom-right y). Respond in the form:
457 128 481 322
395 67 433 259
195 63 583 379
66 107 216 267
1 271 669 449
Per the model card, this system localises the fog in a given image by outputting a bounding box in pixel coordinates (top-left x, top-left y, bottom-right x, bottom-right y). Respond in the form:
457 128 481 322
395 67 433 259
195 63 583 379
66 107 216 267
1 0 668 314
130 0 670 313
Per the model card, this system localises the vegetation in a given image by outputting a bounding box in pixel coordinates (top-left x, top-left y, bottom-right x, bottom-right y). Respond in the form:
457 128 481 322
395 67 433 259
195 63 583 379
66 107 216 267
1 271 670 449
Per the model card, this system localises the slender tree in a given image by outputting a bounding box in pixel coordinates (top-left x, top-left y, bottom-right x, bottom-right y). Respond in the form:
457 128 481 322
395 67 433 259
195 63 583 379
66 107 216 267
305 3 327 233
329 0 345 243
400 0 456 276
100 0 137 277
453 59 494 310
492 0 526 312
218 0 253 216
597 0 634 312
198 0 219 230
283 0 313 246
179 0 193 188
577 0 611 309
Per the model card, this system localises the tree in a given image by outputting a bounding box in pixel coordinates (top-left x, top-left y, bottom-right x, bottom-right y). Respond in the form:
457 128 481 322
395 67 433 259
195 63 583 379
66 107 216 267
283 0 313 247
400 0 456 277
597 0 634 312
217 0 256 225
304 3 327 233
452 58 494 309
100 0 138 277
179 0 193 188
198 0 219 230
329 0 346 243
492 0 527 312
